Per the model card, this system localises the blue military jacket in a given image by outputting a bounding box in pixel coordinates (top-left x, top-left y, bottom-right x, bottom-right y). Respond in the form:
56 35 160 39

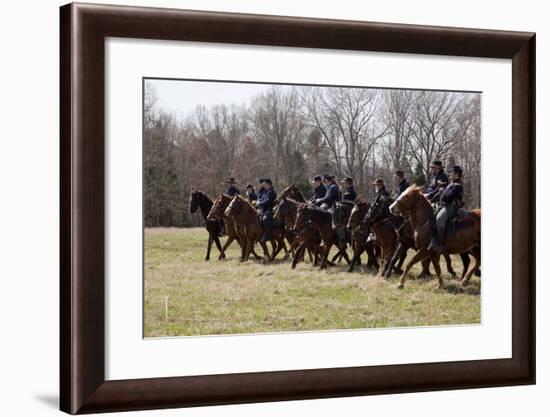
256 187 277 211
398 179 410 196
316 182 341 207
377 186 391 199
425 170 449 201
440 181 463 206
342 186 357 202
225 185 240 197
310 184 327 201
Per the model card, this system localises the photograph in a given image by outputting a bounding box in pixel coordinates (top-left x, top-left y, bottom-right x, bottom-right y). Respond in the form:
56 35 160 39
143 79 482 337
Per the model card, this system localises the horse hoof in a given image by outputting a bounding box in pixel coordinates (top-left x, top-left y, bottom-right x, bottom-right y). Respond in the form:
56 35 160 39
449 271 457 277
460 279 469 287
397 283 404 290
435 284 444 290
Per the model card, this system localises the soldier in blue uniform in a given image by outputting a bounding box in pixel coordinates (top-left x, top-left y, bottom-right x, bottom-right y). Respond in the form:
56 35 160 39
423 161 448 203
224 177 240 197
307 175 327 203
428 165 464 253
339 176 357 201
245 184 257 203
393 170 410 197
372 178 391 200
314 174 341 210
256 178 277 242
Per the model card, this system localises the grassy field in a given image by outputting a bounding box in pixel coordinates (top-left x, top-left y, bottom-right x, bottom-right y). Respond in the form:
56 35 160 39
144 227 480 337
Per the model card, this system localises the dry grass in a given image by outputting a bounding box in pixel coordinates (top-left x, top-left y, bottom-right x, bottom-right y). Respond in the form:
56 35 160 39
144 227 480 337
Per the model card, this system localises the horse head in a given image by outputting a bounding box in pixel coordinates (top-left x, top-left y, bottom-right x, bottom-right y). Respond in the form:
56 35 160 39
189 190 202 214
348 199 370 230
389 184 422 215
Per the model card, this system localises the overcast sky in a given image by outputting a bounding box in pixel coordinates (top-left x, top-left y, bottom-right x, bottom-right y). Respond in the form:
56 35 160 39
145 78 279 118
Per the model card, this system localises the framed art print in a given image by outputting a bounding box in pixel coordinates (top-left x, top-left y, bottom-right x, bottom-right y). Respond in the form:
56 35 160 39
60 2 535 414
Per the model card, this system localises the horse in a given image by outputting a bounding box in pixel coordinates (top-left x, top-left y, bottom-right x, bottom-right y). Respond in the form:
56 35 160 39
189 190 225 261
347 199 380 272
206 193 261 260
225 195 287 262
272 184 307 259
294 204 339 270
360 196 400 279
273 196 321 267
389 185 481 289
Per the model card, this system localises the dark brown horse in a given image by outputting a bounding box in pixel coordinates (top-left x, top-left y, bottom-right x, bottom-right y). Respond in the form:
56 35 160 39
272 184 306 259
294 204 339 270
275 197 322 268
360 196 399 279
347 199 380 272
390 185 481 288
189 190 225 261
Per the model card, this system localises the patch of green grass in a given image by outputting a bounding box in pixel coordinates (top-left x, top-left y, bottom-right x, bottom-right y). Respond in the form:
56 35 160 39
144 227 480 337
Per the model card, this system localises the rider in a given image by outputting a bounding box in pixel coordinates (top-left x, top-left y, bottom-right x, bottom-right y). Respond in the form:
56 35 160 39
428 165 464 253
314 174 341 210
423 160 448 203
224 177 241 197
245 183 257 203
307 175 327 203
256 178 277 242
394 170 410 197
372 178 391 200
339 176 357 201
366 179 390 243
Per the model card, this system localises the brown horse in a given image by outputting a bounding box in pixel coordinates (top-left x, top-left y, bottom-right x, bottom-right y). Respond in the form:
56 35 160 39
294 204 339 270
347 199 380 272
272 184 306 259
360 196 399 279
206 193 261 260
275 197 322 268
189 190 225 261
389 185 481 288
225 195 287 262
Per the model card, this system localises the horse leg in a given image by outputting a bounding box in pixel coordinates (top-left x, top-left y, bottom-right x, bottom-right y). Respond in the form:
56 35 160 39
271 237 287 261
444 253 457 277
292 244 305 269
222 236 235 253
259 241 271 263
205 234 213 261
429 252 444 289
386 242 401 276
420 258 432 278
320 243 332 270
398 249 431 289
459 252 471 281
213 236 225 260
461 246 481 286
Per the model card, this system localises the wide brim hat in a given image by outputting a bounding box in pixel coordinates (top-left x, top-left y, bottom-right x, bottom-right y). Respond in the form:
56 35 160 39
311 175 323 183
339 176 353 184
372 178 384 186
322 174 334 181
225 177 237 184
259 178 273 185
430 160 443 168
448 165 463 175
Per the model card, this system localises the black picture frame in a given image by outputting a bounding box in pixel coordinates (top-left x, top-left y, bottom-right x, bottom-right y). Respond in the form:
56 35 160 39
60 2 536 414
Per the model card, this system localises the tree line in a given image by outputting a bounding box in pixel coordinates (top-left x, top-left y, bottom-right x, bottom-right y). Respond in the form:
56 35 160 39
144 82 481 227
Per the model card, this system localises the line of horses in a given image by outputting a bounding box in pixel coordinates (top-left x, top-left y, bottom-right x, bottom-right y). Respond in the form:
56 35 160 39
189 184 481 289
